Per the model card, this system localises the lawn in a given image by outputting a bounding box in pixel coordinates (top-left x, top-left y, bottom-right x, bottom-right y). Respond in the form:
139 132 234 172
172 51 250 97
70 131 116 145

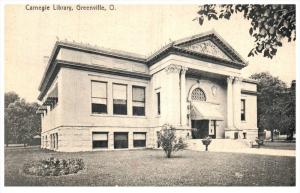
5 147 295 186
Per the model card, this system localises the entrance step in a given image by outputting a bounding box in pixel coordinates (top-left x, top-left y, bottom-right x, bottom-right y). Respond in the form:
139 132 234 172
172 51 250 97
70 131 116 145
186 138 251 152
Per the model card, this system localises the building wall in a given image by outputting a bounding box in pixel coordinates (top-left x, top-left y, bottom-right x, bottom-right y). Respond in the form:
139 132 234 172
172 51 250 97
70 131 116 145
40 49 258 151
59 67 151 128
41 71 63 133
57 48 149 74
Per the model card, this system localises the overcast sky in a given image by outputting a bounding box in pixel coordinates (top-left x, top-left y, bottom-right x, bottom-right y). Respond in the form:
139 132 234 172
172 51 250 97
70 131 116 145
5 4 296 102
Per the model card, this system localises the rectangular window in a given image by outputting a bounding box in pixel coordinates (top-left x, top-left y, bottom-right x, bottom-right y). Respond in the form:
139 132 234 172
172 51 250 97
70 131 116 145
157 92 161 115
133 132 146 147
113 84 127 115
132 86 145 116
92 132 108 149
241 99 246 121
91 81 107 114
114 132 128 149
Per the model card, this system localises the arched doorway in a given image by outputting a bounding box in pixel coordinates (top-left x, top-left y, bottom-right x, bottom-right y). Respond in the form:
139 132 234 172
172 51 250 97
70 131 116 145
189 87 210 139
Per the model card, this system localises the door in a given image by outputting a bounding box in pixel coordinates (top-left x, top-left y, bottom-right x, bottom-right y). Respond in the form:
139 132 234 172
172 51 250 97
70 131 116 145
114 132 128 149
191 120 209 139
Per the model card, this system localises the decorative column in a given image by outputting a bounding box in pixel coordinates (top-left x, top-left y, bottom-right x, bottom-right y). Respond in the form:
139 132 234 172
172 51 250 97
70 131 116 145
226 76 234 130
164 64 182 125
180 67 188 126
233 77 242 130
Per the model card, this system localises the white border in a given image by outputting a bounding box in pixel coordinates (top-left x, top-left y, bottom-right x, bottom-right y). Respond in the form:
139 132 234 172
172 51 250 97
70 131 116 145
0 1 299 193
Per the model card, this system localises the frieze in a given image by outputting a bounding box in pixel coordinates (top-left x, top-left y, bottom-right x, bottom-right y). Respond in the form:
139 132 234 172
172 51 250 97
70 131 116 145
181 40 232 61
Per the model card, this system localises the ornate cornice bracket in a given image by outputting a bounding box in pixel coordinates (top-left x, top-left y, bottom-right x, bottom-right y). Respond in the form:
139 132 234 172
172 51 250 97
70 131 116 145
234 76 242 84
226 76 234 84
181 66 188 75
165 64 182 74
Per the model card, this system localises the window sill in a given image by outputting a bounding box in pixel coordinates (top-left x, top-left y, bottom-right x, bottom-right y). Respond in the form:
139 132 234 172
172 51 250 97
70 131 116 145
92 148 109 151
91 114 147 119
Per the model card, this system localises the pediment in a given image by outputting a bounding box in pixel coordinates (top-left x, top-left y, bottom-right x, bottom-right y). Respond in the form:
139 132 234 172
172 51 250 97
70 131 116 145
178 39 233 61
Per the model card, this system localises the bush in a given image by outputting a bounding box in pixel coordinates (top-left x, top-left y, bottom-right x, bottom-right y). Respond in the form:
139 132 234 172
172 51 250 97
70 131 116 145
23 157 84 176
157 124 187 158
201 136 212 151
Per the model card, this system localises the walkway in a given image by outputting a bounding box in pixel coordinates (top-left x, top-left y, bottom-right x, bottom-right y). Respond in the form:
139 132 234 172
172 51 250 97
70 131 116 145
187 139 295 157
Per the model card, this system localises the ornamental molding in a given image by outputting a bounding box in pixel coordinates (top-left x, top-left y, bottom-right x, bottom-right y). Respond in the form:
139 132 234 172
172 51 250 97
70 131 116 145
211 85 218 97
165 64 182 74
234 76 242 84
180 40 232 61
181 66 188 74
226 76 234 83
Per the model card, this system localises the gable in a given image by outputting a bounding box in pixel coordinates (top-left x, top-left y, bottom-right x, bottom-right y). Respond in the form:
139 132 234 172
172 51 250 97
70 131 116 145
177 39 233 61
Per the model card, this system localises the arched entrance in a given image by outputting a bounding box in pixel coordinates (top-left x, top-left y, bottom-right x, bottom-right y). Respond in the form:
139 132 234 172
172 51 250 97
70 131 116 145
189 87 210 139
188 85 223 139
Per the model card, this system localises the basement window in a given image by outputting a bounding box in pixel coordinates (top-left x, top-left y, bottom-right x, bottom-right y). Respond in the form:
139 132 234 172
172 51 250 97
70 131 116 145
133 132 146 148
92 132 108 149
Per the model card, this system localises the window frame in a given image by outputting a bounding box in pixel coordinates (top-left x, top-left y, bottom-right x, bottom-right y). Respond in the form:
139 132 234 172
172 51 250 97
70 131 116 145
91 81 108 114
92 132 109 149
157 92 161 115
113 83 128 115
241 99 246 121
114 132 128 149
132 86 146 116
133 132 147 148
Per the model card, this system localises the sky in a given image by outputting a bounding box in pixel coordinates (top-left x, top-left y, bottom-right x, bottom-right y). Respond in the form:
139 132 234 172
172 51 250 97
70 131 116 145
4 4 296 102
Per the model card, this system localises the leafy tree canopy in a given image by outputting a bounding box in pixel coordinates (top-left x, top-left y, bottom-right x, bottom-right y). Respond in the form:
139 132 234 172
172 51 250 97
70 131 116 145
250 72 295 140
5 92 20 108
195 4 296 59
5 93 41 145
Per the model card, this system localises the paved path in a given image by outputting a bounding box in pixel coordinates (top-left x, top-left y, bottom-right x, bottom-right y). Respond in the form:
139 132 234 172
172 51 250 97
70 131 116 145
187 139 296 157
205 148 296 157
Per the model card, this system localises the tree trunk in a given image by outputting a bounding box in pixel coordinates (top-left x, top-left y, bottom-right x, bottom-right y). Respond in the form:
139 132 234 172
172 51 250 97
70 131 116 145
167 151 171 158
271 130 274 142
205 145 208 151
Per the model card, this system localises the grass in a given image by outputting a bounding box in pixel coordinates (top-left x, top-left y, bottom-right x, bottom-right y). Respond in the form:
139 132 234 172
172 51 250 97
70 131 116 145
5 147 295 186
261 141 296 150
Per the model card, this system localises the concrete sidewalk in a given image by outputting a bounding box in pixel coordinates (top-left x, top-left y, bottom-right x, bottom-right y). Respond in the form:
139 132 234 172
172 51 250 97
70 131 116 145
187 139 296 157
205 147 295 157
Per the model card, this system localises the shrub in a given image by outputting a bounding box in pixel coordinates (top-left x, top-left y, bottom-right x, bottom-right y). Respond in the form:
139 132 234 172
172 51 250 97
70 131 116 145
23 157 84 176
201 136 212 151
157 124 187 158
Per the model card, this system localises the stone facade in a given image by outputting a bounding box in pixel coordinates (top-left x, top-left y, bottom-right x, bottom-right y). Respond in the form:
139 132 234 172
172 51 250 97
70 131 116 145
38 31 258 152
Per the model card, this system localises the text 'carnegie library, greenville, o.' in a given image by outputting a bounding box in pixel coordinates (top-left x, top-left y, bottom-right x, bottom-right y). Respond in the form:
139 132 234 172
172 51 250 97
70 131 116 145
25 4 116 12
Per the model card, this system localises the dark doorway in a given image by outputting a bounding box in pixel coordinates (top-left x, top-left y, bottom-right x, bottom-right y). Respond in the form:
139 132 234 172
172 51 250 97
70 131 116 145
114 132 128 149
191 120 209 139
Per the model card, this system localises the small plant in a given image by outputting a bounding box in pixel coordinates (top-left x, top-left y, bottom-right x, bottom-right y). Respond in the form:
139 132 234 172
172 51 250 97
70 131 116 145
23 157 84 176
255 137 264 148
157 124 187 158
201 136 212 151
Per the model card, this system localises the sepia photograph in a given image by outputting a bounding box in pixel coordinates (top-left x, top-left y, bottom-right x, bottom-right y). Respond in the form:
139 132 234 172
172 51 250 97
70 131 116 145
1 1 298 191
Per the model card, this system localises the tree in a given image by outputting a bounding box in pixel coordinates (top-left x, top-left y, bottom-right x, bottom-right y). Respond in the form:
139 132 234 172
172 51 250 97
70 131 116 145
4 92 20 146
5 92 20 108
250 72 290 141
281 80 296 140
5 93 41 146
195 4 296 59
157 124 187 158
